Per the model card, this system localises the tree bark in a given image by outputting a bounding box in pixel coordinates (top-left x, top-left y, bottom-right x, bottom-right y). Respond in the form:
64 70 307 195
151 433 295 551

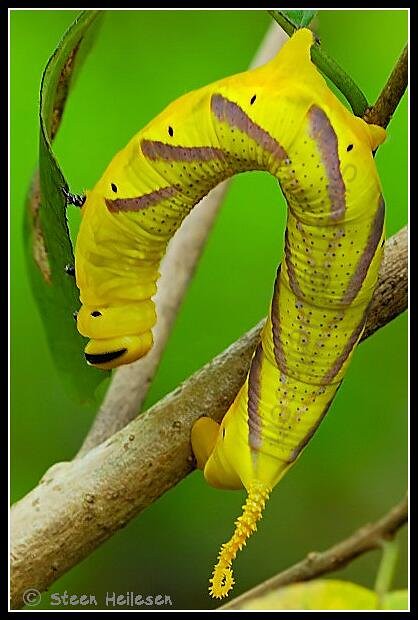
10 226 407 609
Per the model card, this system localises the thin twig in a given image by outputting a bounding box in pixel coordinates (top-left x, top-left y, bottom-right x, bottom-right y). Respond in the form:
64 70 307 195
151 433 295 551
221 494 408 610
10 228 407 609
363 45 408 128
77 24 289 457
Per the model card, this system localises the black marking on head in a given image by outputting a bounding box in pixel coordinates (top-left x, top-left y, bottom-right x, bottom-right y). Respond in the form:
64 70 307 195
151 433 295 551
111 183 117 193
250 94 256 105
91 311 102 317
222 428 226 438
347 144 353 152
65 264 75 276
85 349 127 365
168 126 174 137
73 311 78 321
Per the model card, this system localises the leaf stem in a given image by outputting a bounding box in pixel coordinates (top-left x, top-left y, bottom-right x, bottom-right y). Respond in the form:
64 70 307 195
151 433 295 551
374 537 399 607
268 10 369 116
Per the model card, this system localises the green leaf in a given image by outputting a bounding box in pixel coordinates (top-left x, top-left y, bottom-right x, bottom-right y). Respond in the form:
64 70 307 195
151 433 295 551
24 10 109 402
382 590 408 610
280 10 317 28
240 579 408 611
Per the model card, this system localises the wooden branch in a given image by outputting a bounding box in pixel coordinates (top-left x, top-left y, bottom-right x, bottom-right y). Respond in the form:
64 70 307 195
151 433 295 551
10 227 407 609
77 24 289 457
221 494 408 610
362 227 407 340
364 44 408 128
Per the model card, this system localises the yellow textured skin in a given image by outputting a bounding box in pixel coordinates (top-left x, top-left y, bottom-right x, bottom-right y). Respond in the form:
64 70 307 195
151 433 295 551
74 29 386 596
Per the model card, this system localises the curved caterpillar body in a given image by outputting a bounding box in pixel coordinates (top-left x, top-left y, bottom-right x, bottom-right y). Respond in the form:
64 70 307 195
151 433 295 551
74 29 386 598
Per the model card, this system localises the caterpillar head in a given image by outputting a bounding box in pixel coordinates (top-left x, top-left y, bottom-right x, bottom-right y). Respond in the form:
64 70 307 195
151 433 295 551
75 300 156 370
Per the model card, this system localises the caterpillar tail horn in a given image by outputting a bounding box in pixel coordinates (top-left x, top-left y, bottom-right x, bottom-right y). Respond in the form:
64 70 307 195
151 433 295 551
209 481 270 599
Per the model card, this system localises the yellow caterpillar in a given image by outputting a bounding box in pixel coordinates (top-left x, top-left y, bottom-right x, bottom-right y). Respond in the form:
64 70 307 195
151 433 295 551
72 29 386 599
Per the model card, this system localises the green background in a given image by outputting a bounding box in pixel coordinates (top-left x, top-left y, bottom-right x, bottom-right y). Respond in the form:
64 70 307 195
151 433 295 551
10 9 408 611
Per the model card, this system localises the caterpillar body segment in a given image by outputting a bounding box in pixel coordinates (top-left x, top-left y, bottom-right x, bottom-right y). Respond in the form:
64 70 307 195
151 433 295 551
74 29 386 597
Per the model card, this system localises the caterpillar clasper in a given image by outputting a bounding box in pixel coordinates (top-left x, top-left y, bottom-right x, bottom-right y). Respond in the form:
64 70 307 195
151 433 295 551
73 28 386 598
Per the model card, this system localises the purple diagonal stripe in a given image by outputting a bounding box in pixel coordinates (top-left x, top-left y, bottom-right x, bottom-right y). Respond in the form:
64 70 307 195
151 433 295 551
271 265 287 374
105 186 178 213
287 388 341 464
342 195 385 304
321 306 370 386
211 93 288 163
247 342 264 451
308 105 346 221
141 140 226 162
284 229 304 300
